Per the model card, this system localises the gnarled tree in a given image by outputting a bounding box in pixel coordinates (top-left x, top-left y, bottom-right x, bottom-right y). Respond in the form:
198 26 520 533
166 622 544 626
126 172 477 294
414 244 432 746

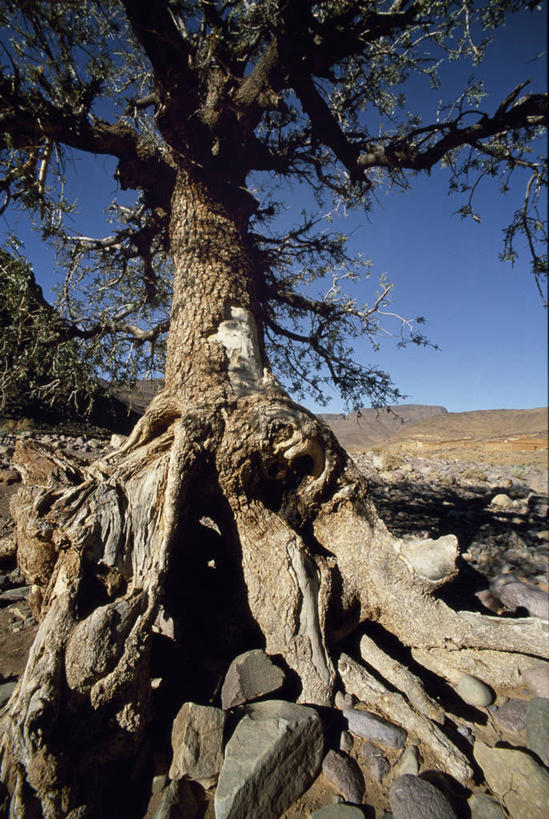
0 1 547 816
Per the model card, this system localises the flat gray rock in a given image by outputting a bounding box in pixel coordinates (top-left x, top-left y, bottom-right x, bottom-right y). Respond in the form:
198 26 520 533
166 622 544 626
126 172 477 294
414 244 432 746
526 697 549 766
474 740 549 819
467 792 506 819
0 586 30 604
523 663 549 698
498 581 549 619
221 649 285 709
214 699 323 819
169 702 225 788
359 740 384 758
0 681 16 708
394 745 420 777
322 749 364 803
339 730 353 752
389 774 457 819
343 708 406 748
492 698 528 733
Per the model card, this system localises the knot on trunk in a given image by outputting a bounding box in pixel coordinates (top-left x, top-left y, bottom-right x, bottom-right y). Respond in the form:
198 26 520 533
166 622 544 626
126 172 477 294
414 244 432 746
230 401 344 522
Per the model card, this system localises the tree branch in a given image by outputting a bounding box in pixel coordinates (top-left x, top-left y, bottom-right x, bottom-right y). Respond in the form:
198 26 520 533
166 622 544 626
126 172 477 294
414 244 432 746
69 318 170 345
266 285 342 321
119 0 202 152
290 73 363 182
357 92 548 173
119 0 195 86
0 71 176 207
231 1 417 140
303 4 418 76
233 38 288 133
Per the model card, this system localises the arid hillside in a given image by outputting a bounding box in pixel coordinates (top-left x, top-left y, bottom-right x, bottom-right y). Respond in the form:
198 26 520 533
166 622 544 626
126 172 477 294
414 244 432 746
319 404 448 449
386 407 548 443
112 378 164 416
322 405 548 464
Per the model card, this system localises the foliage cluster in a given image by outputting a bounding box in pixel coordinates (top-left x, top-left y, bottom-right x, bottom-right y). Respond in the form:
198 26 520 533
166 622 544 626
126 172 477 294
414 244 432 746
0 245 97 417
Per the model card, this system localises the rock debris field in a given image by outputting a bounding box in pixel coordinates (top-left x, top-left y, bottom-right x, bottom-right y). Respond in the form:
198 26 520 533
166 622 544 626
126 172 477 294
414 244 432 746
0 426 548 819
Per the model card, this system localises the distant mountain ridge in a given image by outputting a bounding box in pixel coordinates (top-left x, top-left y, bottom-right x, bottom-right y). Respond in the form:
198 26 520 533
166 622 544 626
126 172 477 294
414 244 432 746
319 404 448 450
322 405 548 452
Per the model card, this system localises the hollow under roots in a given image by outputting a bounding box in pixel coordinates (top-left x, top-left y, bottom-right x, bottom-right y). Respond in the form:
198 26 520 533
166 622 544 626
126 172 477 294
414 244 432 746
0 392 547 817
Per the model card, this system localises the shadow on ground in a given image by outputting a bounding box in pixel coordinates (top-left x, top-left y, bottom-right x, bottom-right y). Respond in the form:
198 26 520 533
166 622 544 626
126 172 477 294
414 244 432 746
366 475 548 611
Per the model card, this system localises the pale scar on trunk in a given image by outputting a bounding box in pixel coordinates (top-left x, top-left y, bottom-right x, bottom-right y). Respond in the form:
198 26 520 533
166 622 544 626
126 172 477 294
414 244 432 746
209 306 276 395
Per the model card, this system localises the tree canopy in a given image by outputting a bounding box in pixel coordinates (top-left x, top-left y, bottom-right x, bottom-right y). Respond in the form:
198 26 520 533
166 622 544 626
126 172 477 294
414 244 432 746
1 0 547 410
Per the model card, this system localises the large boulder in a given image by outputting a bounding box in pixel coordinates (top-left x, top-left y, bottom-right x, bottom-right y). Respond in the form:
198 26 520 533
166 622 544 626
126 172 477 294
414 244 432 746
220 649 285 709
214 700 323 819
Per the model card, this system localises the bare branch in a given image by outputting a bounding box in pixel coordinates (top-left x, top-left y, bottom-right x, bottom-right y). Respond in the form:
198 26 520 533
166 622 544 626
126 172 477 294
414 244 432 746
291 74 363 182
357 93 548 174
70 319 170 345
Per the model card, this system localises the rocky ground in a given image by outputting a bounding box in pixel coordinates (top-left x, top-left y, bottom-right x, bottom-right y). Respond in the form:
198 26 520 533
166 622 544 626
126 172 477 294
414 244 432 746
0 425 548 818
355 450 548 592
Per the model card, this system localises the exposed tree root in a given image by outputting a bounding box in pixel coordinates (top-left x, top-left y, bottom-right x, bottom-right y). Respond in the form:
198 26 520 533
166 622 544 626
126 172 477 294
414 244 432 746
359 634 445 724
0 392 547 816
338 653 473 784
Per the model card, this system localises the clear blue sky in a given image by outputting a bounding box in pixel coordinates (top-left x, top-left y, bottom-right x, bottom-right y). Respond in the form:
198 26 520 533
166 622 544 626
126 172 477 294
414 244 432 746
1 5 547 415
288 5 549 414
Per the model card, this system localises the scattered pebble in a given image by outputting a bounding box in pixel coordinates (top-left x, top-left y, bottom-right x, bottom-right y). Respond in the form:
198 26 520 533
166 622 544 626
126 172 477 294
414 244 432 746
322 750 365 803
344 708 406 749
353 452 548 584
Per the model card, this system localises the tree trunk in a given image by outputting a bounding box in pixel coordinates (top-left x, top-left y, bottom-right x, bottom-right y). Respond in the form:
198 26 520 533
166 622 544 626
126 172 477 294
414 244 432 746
1 169 547 818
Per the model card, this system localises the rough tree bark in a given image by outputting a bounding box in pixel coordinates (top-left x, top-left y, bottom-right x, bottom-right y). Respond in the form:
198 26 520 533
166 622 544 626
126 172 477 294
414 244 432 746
0 167 547 818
